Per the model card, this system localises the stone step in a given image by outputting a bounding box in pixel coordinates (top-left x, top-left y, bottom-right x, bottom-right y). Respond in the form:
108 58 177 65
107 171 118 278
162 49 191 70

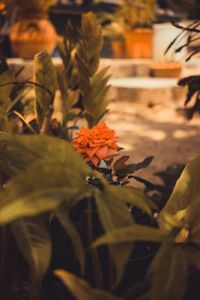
109 77 186 105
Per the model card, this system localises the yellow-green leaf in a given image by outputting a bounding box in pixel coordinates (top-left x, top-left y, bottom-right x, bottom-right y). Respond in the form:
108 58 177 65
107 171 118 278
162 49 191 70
160 156 200 218
54 270 122 300
95 185 134 287
148 243 187 300
33 51 57 127
93 225 169 247
11 217 51 280
0 135 93 224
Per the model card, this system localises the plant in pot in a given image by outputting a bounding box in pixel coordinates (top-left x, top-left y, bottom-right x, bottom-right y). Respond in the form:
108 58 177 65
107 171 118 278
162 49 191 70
100 0 155 59
102 21 126 58
122 0 155 59
4 0 57 59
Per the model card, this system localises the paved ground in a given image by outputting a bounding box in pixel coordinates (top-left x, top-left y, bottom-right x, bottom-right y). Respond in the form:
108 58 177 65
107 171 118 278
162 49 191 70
105 98 200 185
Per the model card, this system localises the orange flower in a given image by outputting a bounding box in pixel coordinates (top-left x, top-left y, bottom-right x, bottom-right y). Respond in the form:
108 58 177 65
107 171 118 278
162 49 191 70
72 122 119 167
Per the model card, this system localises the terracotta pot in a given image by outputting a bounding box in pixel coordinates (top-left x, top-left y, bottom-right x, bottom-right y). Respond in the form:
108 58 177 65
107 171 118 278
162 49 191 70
150 63 182 78
10 16 57 59
124 28 153 59
111 40 126 58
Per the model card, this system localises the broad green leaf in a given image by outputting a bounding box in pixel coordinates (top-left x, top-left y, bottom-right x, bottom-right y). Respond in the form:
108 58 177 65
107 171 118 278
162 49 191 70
185 199 200 226
0 160 92 224
184 200 200 244
11 217 51 280
107 185 152 215
0 135 93 223
148 243 187 300
95 185 134 287
93 225 169 247
33 51 57 127
159 156 200 219
0 134 91 178
158 211 184 233
55 206 85 273
54 270 122 300
0 134 36 178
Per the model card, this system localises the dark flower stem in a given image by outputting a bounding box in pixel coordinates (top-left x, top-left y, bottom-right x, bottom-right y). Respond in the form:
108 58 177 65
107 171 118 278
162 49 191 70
87 197 103 288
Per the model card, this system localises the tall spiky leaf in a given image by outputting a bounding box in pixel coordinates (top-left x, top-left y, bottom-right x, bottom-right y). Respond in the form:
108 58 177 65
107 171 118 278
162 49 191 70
33 51 57 127
75 12 110 126
78 12 103 76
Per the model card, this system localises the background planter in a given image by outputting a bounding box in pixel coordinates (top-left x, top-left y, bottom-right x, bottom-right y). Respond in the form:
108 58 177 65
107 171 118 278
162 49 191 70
111 40 126 58
150 62 182 78
10 17 57 59
124 28 153 59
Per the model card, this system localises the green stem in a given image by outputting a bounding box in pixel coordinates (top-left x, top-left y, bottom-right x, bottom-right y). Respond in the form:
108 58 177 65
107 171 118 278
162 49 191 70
87 198 103 288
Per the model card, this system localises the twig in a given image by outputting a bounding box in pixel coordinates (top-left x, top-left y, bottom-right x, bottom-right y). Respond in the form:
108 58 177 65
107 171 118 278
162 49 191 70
173 22 200 33
13 111 37 134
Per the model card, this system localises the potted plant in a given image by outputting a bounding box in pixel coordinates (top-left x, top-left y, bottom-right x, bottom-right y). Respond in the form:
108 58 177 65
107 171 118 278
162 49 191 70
103 21 126 58
4 0 57 59
100 0 155 59
122 0 155 58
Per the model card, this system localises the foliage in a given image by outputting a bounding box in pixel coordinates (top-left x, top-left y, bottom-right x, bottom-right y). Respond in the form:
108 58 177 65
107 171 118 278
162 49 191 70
94 155 200 300
58 12 111 128
0 133 153 297
54 270 122 300
165 21 200 119
33 50 57 131
99 0 156 41
1 10 200 300
0 12 111 136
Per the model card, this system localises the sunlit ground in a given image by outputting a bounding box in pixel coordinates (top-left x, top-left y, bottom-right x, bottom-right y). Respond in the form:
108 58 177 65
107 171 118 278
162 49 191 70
105 98 200 184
